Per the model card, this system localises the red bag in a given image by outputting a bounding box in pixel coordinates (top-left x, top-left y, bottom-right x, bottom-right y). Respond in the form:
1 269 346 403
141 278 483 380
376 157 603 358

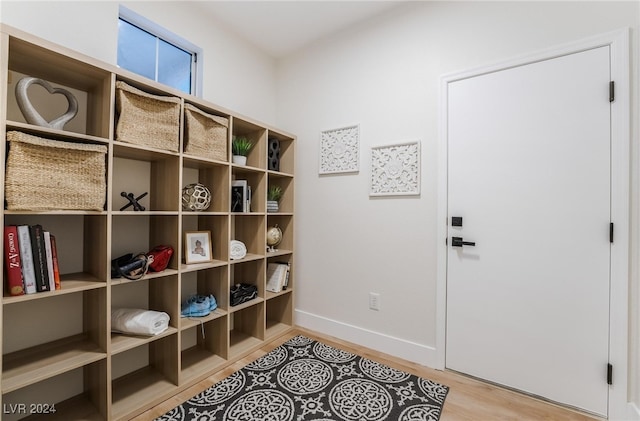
147 245 174 272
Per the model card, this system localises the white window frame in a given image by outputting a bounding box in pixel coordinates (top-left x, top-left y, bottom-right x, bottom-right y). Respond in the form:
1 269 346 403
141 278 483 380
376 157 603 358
118 5 203 97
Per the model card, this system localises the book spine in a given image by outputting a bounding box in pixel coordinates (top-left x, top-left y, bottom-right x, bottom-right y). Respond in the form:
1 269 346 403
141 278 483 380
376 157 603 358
43 232 56 291
246 185 251 213
4 225 25 296
49 234 61 290
17 225 37 294
282 262 291 290
29 224 50 292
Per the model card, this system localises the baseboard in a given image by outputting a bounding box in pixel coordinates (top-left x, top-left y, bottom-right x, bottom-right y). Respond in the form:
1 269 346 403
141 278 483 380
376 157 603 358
295 309 438 368
629 402 640 420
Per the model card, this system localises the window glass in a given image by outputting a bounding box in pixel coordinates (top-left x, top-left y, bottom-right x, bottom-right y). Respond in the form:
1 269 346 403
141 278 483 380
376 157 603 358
117 19 156 81
158 39 192 94
117 17 195 94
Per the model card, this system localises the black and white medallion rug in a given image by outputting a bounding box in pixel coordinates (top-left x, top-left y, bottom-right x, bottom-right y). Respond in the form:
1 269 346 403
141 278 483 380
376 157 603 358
156 335 449 421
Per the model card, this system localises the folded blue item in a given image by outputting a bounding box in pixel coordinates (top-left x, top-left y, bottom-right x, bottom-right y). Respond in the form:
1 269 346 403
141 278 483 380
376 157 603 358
181 294 217 317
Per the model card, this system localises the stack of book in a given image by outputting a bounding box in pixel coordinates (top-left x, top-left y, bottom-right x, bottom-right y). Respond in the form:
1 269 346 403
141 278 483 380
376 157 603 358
266 261 291 293
4 224 61 296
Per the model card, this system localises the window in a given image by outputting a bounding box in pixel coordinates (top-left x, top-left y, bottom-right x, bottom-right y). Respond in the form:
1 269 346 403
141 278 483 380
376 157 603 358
117 7 201 95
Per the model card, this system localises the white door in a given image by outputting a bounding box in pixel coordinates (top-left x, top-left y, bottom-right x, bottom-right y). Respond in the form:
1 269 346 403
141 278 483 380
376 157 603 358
446 46 611 416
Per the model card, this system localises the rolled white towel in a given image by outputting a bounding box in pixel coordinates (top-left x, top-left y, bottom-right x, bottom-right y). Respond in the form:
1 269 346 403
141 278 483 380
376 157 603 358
112 308 170 336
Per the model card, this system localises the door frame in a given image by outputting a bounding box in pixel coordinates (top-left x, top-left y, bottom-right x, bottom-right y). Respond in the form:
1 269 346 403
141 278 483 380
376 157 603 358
436 29 630 418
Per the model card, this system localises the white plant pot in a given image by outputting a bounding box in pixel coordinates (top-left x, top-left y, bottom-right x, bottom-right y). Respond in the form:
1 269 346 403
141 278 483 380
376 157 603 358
233 155 247 165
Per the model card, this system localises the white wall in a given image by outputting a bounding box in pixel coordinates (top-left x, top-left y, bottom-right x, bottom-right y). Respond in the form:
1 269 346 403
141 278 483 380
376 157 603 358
0 1 278 125
276 0 640 414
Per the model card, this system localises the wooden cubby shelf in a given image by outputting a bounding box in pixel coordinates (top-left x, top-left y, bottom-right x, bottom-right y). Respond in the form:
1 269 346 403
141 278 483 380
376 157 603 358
110 327 179 355
2 334 106 393
111 366 177 421
180 308 227 330
180 260 227 272
0 24 294 420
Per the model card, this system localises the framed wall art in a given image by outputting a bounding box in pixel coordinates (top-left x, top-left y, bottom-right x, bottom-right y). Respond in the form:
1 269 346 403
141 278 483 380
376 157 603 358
370 140 421 196
319 124 359 174
184 231 213 264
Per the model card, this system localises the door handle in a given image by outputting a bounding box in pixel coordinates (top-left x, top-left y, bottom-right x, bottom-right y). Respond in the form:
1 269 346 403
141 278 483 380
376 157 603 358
451 237 476 247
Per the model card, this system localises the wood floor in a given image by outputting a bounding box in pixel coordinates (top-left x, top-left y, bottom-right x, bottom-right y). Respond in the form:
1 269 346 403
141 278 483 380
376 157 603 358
131 327 601 421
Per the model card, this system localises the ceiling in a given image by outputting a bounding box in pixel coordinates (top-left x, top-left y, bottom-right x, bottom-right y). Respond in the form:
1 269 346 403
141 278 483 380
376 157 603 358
194 1 406 58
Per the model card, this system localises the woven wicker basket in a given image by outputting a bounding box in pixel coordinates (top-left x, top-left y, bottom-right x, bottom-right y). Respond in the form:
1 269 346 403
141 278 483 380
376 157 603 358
184 103 228 161
5 131 107 211
115 81 180 152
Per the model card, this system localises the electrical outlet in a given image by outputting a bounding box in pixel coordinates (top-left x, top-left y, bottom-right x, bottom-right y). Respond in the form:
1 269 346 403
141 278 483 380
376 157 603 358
369 292 381 311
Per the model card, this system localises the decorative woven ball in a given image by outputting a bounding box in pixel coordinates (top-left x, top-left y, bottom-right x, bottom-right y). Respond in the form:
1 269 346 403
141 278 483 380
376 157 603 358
182 183 211 211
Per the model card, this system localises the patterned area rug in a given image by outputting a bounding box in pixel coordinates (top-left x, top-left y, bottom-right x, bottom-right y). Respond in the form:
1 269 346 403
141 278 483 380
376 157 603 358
157 335 449 421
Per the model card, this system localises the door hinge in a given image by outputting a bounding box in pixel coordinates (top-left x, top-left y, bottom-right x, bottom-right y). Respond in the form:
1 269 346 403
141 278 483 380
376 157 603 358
607 363 613 385
609 81 615 102
610 222 614 243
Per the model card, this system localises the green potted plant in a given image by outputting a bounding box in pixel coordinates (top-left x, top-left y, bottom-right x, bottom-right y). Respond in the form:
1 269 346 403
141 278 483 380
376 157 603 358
232 136 253 165
267 185 283 213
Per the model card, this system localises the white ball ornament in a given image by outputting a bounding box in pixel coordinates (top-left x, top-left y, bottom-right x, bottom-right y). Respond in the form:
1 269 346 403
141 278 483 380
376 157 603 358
182 183 211 211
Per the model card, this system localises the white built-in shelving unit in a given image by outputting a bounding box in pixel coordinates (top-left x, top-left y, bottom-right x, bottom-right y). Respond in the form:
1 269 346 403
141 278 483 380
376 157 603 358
0 24 295 421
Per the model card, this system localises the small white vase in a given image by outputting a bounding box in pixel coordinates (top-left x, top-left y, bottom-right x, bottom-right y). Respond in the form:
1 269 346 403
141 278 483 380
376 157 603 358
233 155 247 165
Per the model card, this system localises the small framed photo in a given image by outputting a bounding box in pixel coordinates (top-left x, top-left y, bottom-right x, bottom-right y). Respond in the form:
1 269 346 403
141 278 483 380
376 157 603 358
231 179 250 212
184 231 212 264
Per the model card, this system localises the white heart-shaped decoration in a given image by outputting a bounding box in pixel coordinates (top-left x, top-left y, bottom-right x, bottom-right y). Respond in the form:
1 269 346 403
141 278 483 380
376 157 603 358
15 77 78 130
